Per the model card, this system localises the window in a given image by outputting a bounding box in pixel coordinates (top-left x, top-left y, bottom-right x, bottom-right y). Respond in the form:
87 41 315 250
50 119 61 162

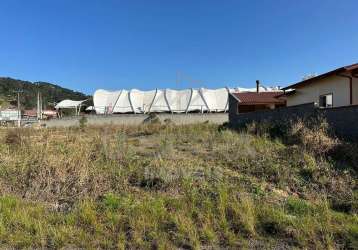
319 93 333 108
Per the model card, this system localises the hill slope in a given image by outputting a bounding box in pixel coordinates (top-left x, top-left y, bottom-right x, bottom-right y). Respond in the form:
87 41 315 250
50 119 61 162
0 77 89 109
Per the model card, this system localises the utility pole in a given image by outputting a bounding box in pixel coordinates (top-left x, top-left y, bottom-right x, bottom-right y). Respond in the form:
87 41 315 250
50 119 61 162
40 91 43 119
36 82 43 120
37 88 40 120
13 90 23 127
175 71 203 89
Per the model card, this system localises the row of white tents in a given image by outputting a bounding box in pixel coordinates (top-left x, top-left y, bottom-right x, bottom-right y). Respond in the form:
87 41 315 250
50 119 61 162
92 86 279 114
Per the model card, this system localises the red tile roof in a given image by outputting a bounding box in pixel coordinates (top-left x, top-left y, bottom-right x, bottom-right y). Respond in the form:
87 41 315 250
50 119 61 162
232 92 286 105
24 109 58 117
23 110 37 117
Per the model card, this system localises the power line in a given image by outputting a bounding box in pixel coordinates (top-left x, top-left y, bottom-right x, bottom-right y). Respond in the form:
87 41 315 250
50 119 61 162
175 71 203 89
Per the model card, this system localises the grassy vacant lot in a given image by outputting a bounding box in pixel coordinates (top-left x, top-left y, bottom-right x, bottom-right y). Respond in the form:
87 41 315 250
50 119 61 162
0 121 356 249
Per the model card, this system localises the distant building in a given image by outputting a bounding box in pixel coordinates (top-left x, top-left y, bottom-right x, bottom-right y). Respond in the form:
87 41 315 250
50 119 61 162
24 109 58 119
283 63 358 108
23 110 37 118
229 81 286 115
0 109 21 121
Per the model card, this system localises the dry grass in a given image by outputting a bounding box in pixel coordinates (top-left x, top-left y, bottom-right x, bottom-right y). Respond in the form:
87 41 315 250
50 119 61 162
0 122 356 249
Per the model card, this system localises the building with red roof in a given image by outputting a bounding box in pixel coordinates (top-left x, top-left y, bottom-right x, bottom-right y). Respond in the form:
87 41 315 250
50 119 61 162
229 81 286 114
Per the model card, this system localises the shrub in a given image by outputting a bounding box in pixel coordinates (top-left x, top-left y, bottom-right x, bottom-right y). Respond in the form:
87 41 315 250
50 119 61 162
102 193 121 211
288 119 338 156
227 194 256 236
79 116 88 130
4 129 22 146
163 118 173 125
285 197 311 216
257 207 289 237
143 113 161 124
329 142 358 173
243 118 339 157
158 136 174 158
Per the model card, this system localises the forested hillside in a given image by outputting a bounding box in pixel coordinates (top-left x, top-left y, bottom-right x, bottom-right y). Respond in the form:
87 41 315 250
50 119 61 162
0 77 89 109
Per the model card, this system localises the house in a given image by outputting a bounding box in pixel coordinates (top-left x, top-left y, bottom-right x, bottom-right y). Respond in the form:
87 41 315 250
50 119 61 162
0 109 20 121
229 81 286 114
282 63 358 108
23 109 37 118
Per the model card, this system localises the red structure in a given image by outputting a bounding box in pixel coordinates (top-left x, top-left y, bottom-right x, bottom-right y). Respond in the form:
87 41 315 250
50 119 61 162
230 91 286 113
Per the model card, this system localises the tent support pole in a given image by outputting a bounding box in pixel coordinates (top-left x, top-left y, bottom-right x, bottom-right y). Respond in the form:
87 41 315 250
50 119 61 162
186 88 193 114
164 89 172 113
111 90 123 115
224 87 230 113
199 88 210 113
148 88 158 114
128 90 136 113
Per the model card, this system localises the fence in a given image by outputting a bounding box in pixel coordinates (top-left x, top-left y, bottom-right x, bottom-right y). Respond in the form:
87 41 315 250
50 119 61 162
229 101 358 141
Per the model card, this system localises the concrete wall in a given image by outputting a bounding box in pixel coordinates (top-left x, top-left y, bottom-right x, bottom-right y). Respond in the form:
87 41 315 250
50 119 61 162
229 99 358 141
228 94 239 122
286 75 351 107
353 77 358 105
322 105 358 141
229 100 317 127
42 113 228 128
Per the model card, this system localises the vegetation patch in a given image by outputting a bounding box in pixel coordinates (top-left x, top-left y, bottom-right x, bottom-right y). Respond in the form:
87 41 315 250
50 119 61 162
0 122 356 248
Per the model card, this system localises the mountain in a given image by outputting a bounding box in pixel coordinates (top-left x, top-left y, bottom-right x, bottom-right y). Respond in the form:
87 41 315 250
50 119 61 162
0 77 90 110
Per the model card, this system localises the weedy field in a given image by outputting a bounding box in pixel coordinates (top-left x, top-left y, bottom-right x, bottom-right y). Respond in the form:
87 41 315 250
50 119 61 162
0 121 356 249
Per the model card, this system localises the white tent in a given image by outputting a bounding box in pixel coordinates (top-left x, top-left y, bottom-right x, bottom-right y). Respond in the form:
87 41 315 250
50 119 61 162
142 90 157 113
112 90 133 113
188 89 208 112
149 89 170 113
129 89 157 113
93 89 121 114
55 99 86 109
165 89 192 113
92 86 278 114
129 89 145 113
200 88 229 112
232 86 280 92
86 106 95 111
55 99 87 116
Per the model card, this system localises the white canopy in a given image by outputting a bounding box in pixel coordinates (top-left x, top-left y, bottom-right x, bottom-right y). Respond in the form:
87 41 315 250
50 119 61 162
165 89 192 113
112 90 132 113
55 99 86 109
200 88 229 112
86 106 95 111
93 86 278 114
183 89 206 112
149 89 170 112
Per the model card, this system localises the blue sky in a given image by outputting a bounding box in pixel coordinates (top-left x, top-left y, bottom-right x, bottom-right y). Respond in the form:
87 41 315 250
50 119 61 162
0 0 357 94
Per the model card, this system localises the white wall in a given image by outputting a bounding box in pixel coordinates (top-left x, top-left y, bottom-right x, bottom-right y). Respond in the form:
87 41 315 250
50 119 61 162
286 75 351 107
